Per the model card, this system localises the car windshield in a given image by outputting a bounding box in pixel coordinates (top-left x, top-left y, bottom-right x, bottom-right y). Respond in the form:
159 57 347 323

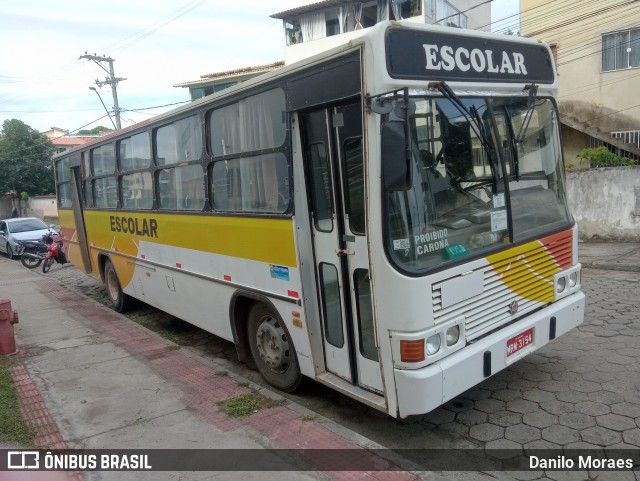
9 219 49 233
385 95 572 274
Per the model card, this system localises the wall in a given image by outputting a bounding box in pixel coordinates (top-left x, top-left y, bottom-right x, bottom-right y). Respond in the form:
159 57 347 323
0 196 59 225
566 166 640 241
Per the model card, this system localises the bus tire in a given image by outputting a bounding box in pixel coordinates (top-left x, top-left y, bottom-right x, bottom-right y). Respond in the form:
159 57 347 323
247 303 302 393
104 259 133 313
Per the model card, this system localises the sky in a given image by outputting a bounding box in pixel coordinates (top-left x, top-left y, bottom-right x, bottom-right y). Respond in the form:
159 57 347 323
0 0 520 135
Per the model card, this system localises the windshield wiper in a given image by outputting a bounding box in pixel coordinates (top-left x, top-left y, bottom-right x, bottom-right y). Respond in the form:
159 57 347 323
515 84 538 144
428 81 493 150
428 81 498 193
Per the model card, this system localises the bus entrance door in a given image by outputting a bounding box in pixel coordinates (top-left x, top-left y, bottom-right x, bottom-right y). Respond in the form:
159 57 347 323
302 104 383 394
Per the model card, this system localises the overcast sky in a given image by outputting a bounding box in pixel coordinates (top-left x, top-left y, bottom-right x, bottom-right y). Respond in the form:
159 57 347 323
0 0 520 135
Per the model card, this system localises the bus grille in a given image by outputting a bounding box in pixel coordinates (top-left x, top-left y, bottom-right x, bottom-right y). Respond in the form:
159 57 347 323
431 231 573 342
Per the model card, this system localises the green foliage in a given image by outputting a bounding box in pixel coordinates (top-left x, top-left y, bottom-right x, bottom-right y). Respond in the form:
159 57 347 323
0 119 55 196
0 359 34 446
577 146 636 168
77 126 112 135
20 192 28 200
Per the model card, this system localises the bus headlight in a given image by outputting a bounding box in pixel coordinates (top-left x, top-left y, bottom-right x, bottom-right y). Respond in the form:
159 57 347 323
426 333 441 355
556 277 566 294
446 325 460 346
568 271 578 288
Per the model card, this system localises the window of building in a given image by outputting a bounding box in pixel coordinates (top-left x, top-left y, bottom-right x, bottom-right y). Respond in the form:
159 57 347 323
602 28 640 72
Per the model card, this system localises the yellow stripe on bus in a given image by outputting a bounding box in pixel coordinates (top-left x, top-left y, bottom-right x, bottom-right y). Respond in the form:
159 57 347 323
66 210 297 267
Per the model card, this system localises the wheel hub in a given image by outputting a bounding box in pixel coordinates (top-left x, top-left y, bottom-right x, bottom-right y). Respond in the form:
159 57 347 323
255 317 290 373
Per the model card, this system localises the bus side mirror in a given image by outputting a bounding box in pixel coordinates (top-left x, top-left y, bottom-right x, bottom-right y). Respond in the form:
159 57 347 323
381 121 411 191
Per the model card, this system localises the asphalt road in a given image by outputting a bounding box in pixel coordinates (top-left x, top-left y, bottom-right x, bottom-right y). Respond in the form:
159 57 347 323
21 260 640 479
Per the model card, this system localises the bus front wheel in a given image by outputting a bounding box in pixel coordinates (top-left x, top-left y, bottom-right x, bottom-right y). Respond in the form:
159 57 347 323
247 303 302 393
104 259 133 313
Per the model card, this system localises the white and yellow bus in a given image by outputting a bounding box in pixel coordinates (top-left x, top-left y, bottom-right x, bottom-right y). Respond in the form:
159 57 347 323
54 21 585 418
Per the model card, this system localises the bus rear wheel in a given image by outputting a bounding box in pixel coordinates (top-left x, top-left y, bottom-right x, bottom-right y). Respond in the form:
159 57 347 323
104 259 133 313
247 303 302 393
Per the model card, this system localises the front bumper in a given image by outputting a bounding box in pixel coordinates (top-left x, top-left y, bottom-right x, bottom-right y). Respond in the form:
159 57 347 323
394 291 585 418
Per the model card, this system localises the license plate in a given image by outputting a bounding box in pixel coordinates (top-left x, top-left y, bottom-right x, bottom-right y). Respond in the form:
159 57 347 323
506 328 534 357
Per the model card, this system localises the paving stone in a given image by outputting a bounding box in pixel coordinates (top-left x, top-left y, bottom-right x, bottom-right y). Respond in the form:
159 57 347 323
456 409 488 426
438 421 469 437
581 370 618 383
587 390 625 405
508 379 536 390
493 389 523 402
549 371 582 382
545 470 590 481
537 363 566 374
488 411 523 428
537 380 570 393
612 402 640 418
522 369 552 382
505 424 541 444
507 399 539 414
422 407 455 425
541 425 580 444
596 413 636 431
555 390 589 403
461 387 492 401
581 426 622 446
481 377 508 390
522 390 555 403
474 398 506 414
568 380 603 393
522 411 558 429
469 423 505 442
558 412 596 430
484 438 523 455
621 428 640 447
509 470 544 481
574 401 611 416
539 400 575 415
523 439 561 450
444 397 474 412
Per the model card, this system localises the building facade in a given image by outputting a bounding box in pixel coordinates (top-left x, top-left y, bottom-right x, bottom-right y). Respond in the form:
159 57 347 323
520 0 640 167
272 0 491 64
174 62 284 101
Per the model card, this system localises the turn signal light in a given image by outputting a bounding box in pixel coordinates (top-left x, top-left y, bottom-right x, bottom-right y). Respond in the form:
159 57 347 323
400 339 425 362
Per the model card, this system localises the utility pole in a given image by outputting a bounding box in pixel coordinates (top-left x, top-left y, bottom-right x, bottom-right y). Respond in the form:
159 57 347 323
79 53 126 129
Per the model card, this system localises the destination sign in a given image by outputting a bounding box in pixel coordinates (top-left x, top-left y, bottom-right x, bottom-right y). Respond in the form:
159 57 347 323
386 27 555 84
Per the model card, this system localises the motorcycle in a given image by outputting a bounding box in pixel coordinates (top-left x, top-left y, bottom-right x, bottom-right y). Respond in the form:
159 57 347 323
19 237 49 268
19 233 67 272
42 233 67 273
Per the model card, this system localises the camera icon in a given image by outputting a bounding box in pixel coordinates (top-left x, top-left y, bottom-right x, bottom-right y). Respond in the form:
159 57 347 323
7 451 40 469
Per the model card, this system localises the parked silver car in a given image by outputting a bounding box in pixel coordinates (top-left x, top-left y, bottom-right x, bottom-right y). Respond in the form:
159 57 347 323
0 217 57 259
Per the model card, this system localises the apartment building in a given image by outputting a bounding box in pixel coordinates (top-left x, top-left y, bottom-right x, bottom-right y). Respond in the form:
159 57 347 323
521 0 640 166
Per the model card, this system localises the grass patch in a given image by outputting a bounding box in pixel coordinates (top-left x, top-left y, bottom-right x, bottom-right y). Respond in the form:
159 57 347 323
0 359 33 446
217 392 284 418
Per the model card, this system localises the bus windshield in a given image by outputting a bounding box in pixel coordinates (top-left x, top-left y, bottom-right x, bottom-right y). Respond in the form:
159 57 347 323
385 96 572 274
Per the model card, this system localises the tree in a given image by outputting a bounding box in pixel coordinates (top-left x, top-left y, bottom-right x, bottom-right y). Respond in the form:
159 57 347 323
0 119 56 198
77 126 113 135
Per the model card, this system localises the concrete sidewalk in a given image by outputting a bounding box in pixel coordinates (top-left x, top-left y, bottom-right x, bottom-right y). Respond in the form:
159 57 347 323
0 258 422 481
